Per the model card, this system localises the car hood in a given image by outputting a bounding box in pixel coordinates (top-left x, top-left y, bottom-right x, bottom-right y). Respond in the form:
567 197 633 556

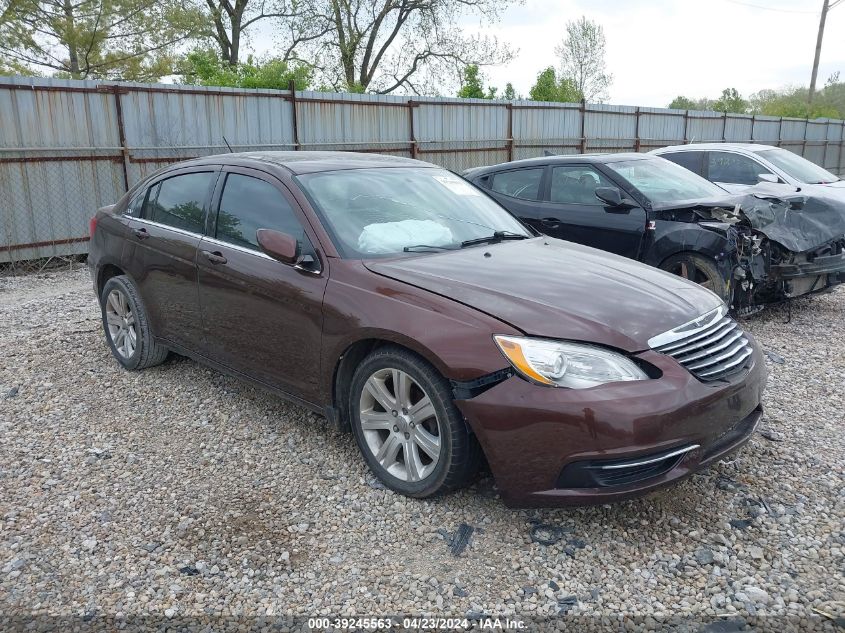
364 238 722 352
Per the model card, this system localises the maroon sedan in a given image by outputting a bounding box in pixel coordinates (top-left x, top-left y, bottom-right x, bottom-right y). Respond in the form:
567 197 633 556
87 152 766 507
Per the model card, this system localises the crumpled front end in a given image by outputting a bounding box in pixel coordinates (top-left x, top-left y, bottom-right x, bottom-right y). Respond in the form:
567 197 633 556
669 191 845 307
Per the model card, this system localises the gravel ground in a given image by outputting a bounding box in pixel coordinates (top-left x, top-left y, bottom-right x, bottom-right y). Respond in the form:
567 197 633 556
0 267 843 631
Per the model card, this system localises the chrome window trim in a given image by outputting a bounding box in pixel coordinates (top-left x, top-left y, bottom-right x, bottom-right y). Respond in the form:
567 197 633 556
201 235 273 260
133 216 203 240
596 444 700 470
647 305 727 349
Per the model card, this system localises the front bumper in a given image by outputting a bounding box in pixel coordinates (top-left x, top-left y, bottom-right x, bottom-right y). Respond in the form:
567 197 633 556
770 250 845 279
455 337 767 507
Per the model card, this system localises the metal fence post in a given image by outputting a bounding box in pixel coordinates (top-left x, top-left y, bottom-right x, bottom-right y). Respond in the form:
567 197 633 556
683 110 689 144
288 80 300 150
579 99 587 153
506 102 514 161
634 107 641 152
408 100 417 159
722 112 728 142
777 117 783 147
802 120 808 157
111 85 129 192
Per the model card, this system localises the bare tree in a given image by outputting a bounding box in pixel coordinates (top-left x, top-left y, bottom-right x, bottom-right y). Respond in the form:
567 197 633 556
287 0 517 94
554 15 612 103
201 0 309 66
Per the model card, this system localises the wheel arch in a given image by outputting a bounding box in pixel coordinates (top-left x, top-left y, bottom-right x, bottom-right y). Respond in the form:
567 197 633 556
643 225 732 269
97 262 126 297
329 333 455 433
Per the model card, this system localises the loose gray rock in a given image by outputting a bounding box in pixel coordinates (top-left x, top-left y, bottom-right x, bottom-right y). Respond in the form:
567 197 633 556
0 268 842 621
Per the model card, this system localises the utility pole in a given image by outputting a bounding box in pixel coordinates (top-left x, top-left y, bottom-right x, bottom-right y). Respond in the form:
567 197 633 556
810 0 843 103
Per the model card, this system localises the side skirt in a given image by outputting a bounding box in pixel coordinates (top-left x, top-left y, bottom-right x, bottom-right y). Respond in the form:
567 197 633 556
158 338 328 418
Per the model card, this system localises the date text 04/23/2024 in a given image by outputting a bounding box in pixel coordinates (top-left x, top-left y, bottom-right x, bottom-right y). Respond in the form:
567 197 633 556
306 617 527 630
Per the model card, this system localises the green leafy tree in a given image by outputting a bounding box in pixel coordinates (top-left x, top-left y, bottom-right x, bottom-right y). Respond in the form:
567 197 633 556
668 96 696 110
712 87 748 114
179 48 311 89
457 63 485 98
503 82 516 100
749 78 844 119
286 0 516 94
0 0 202 79
529 66 580 103
554 16 611 103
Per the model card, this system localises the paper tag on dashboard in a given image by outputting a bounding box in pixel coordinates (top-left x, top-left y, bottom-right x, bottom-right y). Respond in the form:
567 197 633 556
432 175 481 196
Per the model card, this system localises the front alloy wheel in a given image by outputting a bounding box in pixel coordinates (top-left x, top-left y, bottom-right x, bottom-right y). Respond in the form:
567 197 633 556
660 253 729 301
359 368 442 482
349 346 481 498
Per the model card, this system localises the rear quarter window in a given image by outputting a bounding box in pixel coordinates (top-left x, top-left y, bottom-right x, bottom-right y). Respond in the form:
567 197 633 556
144 172 215 234
490 168 544 201
661 151 705 177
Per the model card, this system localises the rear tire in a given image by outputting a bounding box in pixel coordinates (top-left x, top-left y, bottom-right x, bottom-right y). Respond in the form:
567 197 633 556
660 253 729 302
100 275 168 370
349 346 480 498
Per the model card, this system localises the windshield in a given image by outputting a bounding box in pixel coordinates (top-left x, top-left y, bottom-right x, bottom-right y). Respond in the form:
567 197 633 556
606 157 727 206
755 148 839 184
296 167 531 257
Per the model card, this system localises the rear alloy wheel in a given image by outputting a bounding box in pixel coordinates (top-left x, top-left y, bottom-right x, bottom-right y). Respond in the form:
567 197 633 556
660 253 729 301
105 289 137 359
100 275 169 370
349 346 480 497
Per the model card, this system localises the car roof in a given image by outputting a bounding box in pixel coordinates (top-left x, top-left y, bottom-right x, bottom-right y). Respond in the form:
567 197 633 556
654 143 779 153
465 152 653 176
169 151 439 175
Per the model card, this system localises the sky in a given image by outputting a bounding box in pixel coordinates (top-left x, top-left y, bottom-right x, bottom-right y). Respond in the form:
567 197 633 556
465 0 845 106
246 0 845 106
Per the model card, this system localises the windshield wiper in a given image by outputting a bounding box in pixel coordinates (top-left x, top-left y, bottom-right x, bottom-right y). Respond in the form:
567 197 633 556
460 231 530 248
403 244 458 252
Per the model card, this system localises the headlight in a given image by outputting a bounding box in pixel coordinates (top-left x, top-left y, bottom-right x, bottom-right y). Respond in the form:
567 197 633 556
494 335 648 388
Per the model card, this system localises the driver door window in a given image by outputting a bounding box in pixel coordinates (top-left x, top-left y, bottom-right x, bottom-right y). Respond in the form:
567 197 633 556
215 173 315 257
707 152 773 185
549 166 614 204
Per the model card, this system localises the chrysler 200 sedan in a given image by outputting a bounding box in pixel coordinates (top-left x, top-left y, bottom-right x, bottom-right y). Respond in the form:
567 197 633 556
88 152 766 507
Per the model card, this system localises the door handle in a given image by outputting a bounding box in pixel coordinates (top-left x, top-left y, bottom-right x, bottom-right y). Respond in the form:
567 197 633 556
133 227 149 240
201 250 227 265
540 217 561 228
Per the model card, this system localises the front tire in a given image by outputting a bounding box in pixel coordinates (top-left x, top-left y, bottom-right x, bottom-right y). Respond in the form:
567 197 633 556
660 253 730 302
100 275 168 370
349 346 480 498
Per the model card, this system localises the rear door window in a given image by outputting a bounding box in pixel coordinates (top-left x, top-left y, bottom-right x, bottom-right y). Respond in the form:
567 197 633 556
216 173 313 254
145 172 215 233
490 168 544 200
661 151 705 177
707 152 773 185
549 165 614 204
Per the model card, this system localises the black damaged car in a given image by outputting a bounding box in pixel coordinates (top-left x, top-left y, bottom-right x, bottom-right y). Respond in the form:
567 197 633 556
464 153 845 309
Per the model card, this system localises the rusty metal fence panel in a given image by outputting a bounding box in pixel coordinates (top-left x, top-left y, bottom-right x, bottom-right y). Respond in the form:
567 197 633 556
2 75 844 265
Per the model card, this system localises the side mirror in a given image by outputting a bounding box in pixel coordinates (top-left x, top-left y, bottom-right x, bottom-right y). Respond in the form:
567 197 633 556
758 173 779 184
256 228 299 264
595 186 624 207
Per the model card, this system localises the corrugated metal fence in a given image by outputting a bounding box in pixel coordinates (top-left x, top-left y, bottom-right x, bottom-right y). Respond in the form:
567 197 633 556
2 75 845 265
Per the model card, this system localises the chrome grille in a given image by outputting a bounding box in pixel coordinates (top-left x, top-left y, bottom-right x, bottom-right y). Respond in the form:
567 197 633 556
648 306 753 381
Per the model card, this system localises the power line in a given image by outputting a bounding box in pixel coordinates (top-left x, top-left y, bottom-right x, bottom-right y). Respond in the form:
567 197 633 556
723 0 818 14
